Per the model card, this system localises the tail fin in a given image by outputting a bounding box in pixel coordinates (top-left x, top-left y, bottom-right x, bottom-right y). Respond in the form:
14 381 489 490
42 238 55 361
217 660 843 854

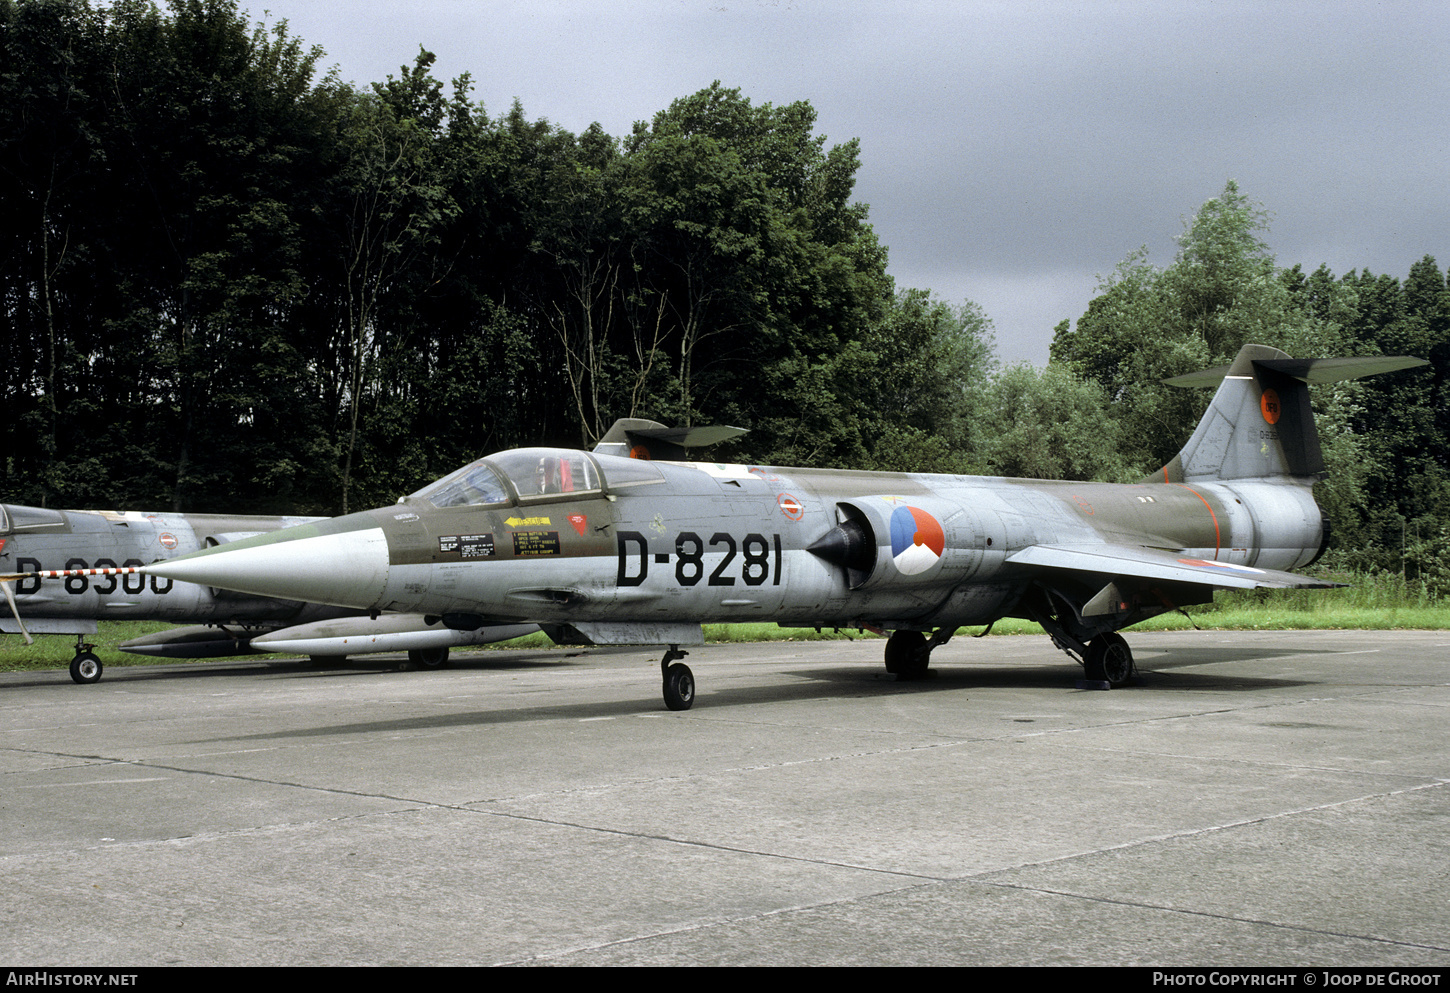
1150 344 1426 483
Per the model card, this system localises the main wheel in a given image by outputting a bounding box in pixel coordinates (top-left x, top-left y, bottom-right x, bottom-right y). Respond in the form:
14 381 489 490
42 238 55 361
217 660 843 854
663 663 695 711
69 652 103 684
884 630 930 681
404 647 450 670
1085 633 1134 687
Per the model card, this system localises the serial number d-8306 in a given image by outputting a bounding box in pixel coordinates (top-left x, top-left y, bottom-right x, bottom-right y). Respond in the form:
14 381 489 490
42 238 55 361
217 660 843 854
617 531 781 587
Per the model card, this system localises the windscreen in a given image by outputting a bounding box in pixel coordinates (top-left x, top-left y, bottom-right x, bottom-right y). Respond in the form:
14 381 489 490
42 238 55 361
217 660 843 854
410 460 511 508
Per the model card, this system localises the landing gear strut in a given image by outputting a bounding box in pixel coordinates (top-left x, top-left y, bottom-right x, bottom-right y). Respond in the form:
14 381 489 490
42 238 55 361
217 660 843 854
660 646 694 711
1029 597 1137 690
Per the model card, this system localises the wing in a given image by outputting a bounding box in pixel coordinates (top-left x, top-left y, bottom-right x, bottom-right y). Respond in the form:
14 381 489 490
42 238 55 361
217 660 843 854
1006 543 1342 590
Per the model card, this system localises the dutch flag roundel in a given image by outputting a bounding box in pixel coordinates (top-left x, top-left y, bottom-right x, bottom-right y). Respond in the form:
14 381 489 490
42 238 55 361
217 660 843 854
889 505 945 576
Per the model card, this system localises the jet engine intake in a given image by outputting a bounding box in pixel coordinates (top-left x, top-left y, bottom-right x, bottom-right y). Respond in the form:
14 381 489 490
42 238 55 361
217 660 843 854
809 498 983 591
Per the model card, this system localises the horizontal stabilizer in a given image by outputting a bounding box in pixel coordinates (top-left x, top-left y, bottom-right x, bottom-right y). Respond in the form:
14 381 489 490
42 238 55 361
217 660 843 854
593 418 747 461
1164 354 1427 388
1007 543 1342 590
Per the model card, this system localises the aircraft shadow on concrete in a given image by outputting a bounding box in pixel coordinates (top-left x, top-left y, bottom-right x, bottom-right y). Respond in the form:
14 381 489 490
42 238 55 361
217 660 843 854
791 658 1312 694
191 665 984 742
194 649 1325 744
200 693 698 741
9 639 1324 699
0 661 302 689
2 651 585 688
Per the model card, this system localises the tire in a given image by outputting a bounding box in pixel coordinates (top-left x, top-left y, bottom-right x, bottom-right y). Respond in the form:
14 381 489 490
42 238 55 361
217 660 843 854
885 630 930 681
408 647 450 670
69 652 103 684
1085 633 1134 687
663 663 695 711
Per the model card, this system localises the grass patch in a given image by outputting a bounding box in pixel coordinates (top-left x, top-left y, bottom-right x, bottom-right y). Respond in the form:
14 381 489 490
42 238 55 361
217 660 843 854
0 621 177 672
2 572 1444 674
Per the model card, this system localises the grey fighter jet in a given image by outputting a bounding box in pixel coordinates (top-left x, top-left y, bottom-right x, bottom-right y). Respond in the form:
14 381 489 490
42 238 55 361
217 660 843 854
15 344 1424 707
0 505 533 682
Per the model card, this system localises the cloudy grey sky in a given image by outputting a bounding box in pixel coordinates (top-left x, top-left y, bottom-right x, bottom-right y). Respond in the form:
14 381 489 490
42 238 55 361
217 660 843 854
250 0 1448 365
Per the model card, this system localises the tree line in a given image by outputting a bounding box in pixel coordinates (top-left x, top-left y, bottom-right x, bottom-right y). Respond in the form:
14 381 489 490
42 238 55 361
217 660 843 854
2 1 1444 578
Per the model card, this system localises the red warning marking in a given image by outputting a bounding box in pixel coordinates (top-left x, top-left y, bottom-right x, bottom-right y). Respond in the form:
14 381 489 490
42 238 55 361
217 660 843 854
1170 484 1221 559
569 514 587 536
1260 388 1281 425
777 493 804 521
628 445 651 460
8 566 144 580
159 532 178 550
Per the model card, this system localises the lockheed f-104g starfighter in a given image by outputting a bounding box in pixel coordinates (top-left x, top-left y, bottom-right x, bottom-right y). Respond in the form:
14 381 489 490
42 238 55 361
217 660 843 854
11 344 1423 707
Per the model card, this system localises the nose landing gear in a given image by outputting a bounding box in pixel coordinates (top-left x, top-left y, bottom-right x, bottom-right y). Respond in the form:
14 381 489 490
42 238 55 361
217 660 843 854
69 637 103 684
660 646 694 711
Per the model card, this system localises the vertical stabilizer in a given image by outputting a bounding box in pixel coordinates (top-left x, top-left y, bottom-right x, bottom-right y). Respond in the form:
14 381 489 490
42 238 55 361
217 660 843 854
1151 345 1427 483
1153 344 1318 483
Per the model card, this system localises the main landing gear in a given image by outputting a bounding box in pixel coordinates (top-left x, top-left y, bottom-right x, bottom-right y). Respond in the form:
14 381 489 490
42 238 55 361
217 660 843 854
660 646 694 711
883 628 954 681
884 623 1137 689
1083 632 1135 687
1029 600 1137 689
401 646 450 671
69 637 103 684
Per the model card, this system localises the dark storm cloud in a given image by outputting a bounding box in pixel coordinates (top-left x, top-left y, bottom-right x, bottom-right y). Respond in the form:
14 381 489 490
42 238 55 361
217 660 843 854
250 0 1449 363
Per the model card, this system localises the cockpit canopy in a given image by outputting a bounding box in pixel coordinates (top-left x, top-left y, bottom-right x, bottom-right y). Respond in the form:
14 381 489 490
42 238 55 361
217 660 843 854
410 448 663 508
0 503 66 534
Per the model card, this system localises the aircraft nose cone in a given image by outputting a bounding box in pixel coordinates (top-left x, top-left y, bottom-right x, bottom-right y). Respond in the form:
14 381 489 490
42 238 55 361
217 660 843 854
149 527 390 609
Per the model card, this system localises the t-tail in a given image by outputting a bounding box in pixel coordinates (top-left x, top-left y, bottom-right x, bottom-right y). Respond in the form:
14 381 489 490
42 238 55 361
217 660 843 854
1150 343 1426 484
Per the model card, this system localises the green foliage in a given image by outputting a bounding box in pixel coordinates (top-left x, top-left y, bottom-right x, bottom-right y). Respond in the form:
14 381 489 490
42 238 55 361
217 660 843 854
1052 181 1326 474
1052 181 1447 565
1 7 940 511
1 0 338 511
971 363 1133 481
760 289 995 471
1404 524 1450 598
0 5 1442 586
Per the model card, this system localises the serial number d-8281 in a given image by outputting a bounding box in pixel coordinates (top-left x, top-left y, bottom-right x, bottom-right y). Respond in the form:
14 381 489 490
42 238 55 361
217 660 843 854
617 531 782 587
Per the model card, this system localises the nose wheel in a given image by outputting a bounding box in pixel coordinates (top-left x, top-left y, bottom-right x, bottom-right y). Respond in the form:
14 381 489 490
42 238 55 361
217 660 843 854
661 647 694 711
70 650 103 684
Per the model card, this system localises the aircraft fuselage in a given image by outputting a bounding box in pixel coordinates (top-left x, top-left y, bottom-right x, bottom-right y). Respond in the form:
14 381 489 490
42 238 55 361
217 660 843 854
152 454 1326 640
